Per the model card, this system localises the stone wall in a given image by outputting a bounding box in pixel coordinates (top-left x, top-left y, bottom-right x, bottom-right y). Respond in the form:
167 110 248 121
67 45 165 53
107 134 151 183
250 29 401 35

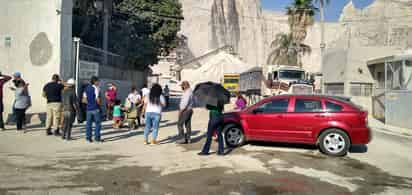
178 0 345 73
178 0 412 76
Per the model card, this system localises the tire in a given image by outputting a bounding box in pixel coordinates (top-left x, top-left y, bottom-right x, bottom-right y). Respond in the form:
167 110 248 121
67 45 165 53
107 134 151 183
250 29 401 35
318 128 351 157
223 124 245 148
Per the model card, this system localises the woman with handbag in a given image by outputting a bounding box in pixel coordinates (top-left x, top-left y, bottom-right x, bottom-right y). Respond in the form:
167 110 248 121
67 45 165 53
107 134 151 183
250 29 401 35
10 80 30 131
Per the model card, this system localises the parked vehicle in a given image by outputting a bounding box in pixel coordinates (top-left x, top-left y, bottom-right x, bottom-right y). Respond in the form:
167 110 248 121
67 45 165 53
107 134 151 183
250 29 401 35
222 73 240 95
222 95 371 156
239 65 314 97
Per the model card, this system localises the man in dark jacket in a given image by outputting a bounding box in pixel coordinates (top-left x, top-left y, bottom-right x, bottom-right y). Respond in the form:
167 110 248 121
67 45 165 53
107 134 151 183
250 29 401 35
61 78 78 140
43 74 64 136
0 72 12 130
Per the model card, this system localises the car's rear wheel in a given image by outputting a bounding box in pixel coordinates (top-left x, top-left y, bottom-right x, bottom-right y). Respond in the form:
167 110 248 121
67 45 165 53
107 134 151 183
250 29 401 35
223 124 245 148
318 128 350 157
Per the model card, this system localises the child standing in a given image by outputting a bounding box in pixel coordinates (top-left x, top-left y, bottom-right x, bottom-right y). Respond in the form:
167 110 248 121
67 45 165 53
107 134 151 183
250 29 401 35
112 99 123 129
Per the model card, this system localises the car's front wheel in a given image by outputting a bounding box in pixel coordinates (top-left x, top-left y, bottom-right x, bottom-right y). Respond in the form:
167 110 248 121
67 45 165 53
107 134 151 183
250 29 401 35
318 128 350 157
223 124 245 148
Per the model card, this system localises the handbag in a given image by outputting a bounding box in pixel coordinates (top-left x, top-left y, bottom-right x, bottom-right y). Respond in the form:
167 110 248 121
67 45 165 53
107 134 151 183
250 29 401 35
25 95 32 109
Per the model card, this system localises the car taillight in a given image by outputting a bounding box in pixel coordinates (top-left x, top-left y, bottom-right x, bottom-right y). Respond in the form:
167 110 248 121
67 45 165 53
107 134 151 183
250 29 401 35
360 111 368 126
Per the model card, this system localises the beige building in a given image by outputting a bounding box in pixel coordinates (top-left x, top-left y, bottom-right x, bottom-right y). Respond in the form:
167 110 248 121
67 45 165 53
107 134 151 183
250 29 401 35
0 0 73 119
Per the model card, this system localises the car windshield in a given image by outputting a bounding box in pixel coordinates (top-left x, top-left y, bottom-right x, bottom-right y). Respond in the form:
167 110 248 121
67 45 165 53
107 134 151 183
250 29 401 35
278 70 305 80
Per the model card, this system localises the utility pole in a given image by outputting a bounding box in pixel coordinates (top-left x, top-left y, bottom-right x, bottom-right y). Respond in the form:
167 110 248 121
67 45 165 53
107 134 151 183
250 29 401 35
102 0 112 66
319 0 326 94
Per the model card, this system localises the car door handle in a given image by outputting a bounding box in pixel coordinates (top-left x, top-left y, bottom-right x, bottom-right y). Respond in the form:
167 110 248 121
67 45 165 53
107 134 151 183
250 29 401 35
315 114 325 118
277 115 284 118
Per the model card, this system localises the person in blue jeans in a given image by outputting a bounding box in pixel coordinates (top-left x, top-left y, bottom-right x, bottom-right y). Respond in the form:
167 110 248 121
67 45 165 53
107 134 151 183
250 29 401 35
142 84 165 145
198 101 225 156
83 76 102 142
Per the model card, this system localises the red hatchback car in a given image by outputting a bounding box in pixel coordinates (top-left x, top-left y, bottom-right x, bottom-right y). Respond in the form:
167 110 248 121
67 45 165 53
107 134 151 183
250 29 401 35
223 95 371 156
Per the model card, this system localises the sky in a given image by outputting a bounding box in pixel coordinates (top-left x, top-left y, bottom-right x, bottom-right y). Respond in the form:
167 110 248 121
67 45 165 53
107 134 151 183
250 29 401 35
261 0 376 22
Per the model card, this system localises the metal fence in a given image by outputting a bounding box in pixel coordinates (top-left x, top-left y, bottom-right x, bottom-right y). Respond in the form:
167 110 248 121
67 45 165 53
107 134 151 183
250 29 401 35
72 38 145 88
386 90 412 129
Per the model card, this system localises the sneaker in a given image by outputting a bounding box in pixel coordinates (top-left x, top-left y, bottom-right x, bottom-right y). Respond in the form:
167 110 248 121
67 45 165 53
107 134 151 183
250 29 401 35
46 129 53 136
86 138 93 143
197 152 209 156
150 140 158 145
54 129 61 136
217 152 225 156
143 141 149 145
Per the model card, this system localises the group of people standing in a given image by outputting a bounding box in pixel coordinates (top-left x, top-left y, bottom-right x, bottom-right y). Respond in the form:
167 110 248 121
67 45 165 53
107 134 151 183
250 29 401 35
0 71 249 156
42 74 78 140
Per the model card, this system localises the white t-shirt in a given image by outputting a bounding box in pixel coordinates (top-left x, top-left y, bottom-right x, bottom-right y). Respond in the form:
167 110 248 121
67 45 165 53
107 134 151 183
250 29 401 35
145 95 165 114
142 88 150 97
127 93 141 104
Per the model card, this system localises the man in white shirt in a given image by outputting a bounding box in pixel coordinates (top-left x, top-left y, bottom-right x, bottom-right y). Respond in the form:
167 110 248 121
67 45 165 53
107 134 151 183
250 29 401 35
177 81 194 144
141 84 150 99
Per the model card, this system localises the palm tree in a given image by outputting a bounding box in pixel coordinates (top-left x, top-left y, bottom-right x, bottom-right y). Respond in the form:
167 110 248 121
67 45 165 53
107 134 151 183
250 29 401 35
286 0 317 44
267 33 312 67
267 0 315 66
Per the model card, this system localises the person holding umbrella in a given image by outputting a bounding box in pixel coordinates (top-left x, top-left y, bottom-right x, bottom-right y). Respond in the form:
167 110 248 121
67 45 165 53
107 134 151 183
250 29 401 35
193 82 230 156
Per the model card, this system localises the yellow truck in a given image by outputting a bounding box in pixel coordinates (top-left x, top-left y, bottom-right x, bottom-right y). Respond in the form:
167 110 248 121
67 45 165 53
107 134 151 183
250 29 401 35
222 74 240 95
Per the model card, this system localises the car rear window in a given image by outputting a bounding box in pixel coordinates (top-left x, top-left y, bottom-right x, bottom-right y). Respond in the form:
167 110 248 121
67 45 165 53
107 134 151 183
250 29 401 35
329 97 364 111
326 101 343 112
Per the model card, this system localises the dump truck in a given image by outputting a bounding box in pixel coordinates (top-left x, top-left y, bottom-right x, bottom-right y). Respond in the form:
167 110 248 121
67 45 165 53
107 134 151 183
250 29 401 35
240 65 314 98
222 73 240 95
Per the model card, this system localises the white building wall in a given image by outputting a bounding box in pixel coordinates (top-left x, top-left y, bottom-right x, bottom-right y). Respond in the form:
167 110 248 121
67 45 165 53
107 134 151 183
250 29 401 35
0 0 73 118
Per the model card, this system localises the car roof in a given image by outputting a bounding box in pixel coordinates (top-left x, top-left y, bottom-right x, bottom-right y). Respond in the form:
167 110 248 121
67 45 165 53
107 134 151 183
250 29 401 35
271 94 352 102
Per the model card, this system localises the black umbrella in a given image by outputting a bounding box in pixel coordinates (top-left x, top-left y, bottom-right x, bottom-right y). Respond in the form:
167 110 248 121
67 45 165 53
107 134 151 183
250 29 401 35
193 82 231 107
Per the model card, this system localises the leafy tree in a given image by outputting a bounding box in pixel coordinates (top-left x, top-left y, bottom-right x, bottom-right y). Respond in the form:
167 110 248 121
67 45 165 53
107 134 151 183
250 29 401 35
73 0 183 70
286 0 317 44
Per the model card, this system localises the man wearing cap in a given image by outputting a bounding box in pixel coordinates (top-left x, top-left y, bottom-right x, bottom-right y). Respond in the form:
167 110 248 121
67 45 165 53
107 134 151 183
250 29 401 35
12 72 25 87
43 74 64 136
177 81 194 144
0 72 12 130
61 78 78 140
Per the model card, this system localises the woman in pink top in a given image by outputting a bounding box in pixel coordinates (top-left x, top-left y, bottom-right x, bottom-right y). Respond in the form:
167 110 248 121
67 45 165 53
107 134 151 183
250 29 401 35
234 92 247 110
105 83 117 120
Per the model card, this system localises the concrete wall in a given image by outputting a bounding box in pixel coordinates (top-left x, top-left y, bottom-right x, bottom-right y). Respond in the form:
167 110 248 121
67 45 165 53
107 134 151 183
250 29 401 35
0 0 73 118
